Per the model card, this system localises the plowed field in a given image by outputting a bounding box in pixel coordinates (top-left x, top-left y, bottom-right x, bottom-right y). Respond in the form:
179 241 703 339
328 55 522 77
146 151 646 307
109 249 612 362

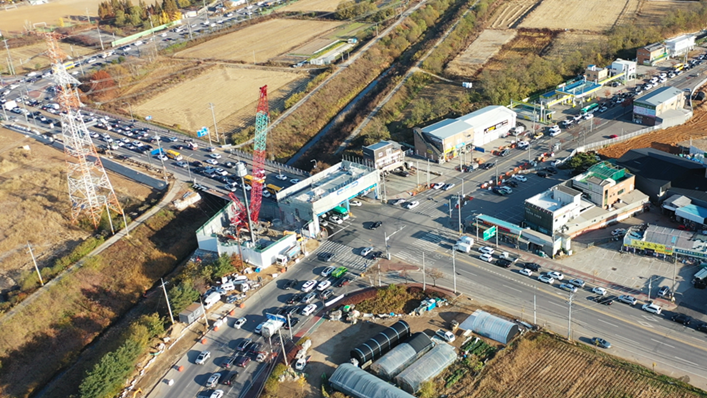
599 99 707 159
280 0 341 12
488 0 537 29
520 0 628 31
454 333 704 398
446 29 517 77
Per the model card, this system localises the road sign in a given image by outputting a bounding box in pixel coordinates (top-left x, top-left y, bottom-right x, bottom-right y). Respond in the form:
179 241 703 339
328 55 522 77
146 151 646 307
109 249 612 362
483 226 496 241
197 126 209 137
150 148 164 156
266 313 287 323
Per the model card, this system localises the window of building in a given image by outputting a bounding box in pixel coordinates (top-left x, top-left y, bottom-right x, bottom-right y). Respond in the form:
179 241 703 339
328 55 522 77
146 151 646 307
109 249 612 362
618 189 624 195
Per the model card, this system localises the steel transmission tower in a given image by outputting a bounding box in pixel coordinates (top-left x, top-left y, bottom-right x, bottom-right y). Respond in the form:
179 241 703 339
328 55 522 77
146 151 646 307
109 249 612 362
249 85 269 223
44 33 127 231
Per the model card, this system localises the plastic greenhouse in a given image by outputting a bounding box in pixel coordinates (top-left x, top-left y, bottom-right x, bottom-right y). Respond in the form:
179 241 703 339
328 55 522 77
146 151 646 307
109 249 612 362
458 309 519 344
329 363 416 398
371 332 433 380
350 320 410 365
395 342 456 393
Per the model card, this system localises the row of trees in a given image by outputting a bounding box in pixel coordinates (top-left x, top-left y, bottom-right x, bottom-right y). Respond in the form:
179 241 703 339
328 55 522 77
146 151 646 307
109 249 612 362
97 0 183 28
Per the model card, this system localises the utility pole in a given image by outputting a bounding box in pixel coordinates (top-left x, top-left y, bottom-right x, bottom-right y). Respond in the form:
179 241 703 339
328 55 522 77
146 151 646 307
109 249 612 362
533 290 537 325
208 102 220 143
27 242 44 286
155 132 168 182
567 292 574 340
278 330 289 367
457 196 462 235
287 314 293 341
416 160 419 187
452 249 457 294
426 159 430 187
475 214 479 242
3 39 15 75
161 278 175 324
422 252 426 291
448 198 452 220
648 276 653 299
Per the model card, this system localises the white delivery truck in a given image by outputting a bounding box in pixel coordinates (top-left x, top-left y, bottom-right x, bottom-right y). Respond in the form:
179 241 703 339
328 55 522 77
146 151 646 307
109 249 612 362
3 100 17 111
261 318 285 338
454 236 474 253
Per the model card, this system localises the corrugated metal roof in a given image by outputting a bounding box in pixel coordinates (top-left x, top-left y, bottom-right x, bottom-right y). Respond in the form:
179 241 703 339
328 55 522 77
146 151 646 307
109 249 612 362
420 106 516 140
330 363 415 398
634 86 683 107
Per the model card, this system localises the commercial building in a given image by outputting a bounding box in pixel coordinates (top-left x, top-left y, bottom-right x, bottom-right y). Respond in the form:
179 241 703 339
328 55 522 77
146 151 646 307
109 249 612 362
637 42 668 65
585 65 608 82
413 106 517 163
632 86 685 126
363 140 405 172
465 214 561 257
665 34 695 57
610 59 637 81
524 162 649 237
622 225 707 262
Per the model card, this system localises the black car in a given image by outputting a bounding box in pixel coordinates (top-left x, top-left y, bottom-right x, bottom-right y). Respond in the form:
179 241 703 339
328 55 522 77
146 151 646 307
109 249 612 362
318 252 334 262
671 313 692 325
370 221 382 230
371 251 384 259
537 171 548 178
174 144 185 150
695 322 707 333
524 262 541 272
286 306 300 316
336 277 351 287
546 167 558 174
284 317 300 330
222 356 238 369
276 307 288 316
506 180 518 188
495 258 512 268
285 279 298 290
481 162 495 170
287 293 303 304
236 338 252 352
247 342 263 354
191 161 203 167
592 295 614 305
222 371 238 385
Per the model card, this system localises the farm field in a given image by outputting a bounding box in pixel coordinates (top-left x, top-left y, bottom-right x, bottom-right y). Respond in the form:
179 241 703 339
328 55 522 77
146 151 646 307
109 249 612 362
483 28 558 72
454 332 704 397
599 99 707 159
0 127 154 294
635 0 697 26
7 41 93 74
0 0 104 32
488 0 537 29
520 0 628 31
175 19 343 63
544 31 605 59
133 65 309 133
446 29 517 77
280 0 341 12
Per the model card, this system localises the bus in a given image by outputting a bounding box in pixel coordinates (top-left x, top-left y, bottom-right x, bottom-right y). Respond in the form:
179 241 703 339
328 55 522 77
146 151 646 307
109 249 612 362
166 149 183 160
243 175 265 186
580 103 600 115
673 63 684 72
51 61 76 74
331 206 350 220
265 184 283 195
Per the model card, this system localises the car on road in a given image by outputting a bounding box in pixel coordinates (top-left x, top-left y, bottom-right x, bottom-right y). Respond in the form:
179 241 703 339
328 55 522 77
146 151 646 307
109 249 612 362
496 258 512 268
559 283 578 293
432 182 445 189
209 390 224 398
642 301 662 314
537 171 548 178
350 199 362 207
361 247 373 257
286 306 300 316
493 186 512 195
301 280 317 292
288 293 303 304
524 262 541 272
671 313 692 325
290 178 301 185
285 279 298 290
369 221 382 230
208 153 222 159
316 280 332 291
275 174 288 180
196 350 211 365
301 303 317 316
329 216 343 225
591 337 611 349
598 106 608 113
301 291 317 303
611 228 626 236
233 317 247 329
318 252 334 262
512 174 527 182
404 200 420 209
609 134 618 139
254 322 265 334
235 355 251 368
591 295 614 305
480 253 493 262
321 266 335 277
236 338 252 352
696 322 707 333
519 268 533 277
206 373 221 387
435 329 456 342
547 271 564 280
205 159 219 165
320 289 334 300
247 342 264 355
568 279 585 288
336 277 352 287
479 246 494 255
222 372 238 386
284 317 300 330
592 287 607 296
481 162 495 170
617 295 637 305
538 275 554 284
390 198 406 206
583 113 594 120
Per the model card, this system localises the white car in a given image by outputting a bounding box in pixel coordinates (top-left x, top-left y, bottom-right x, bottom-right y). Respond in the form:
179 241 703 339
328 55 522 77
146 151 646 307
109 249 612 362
301 303 317 316
512 174 527 182
592 287 607 296
568 279 585 288
611 228 626 236
209 391 224 398
549 129 561 137
290 178 301 185
316 280 332 291
205 159 219 165
208 153 222 159
404 201 419 209
350 200 362 207
195 350 211 365
361 247 373 257
642 302 662 314
519 268 533 277
233 317 247 329
443 183 456 191
538 275 554 284
206 373 221 387
559 283 578 293
330 216 343 224
547 271 564 280
598 106 608 113
156 154 168 161
321 266 335 277
617 295 637 305
295 357 307 371
479 246 494 255
262 191 271 198
517 140 530 149
275 174 288 181
432 182 445 189
480 253 493 262
301 279 317 292
435 329 455 342
583 113 594 120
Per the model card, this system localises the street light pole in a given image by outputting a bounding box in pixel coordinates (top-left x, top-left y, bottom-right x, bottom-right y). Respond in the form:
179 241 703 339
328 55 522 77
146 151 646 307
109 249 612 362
452 249 457 294
160 278 175 325
422 252 426 291
208 102 220 143
123 102 134 121
567 292 574 340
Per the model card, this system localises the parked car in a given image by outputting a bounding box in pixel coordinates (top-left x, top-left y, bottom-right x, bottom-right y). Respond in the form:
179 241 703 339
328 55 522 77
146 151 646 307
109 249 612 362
642 302 662 314
591 337 611 349
617 295 637 305
658 286 672 298
524 262 541 272
512 174 527 182
671 313 692 325
435 329 456 342
350 199 362 207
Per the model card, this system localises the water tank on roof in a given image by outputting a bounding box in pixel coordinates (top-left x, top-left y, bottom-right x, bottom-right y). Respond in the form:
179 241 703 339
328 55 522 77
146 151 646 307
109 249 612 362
371 332 433 380
350 320 410 365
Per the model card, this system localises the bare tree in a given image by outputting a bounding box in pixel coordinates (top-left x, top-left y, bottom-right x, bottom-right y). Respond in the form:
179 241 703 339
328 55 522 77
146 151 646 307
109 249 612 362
425 267 444 287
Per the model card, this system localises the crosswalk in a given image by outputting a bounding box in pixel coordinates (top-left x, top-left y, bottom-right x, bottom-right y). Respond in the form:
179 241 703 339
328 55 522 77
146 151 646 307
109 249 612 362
392 230 456 268
314 241 374 272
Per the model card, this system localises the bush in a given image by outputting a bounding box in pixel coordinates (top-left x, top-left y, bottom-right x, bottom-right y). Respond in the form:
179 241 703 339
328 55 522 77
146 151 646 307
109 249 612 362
355 284 416 314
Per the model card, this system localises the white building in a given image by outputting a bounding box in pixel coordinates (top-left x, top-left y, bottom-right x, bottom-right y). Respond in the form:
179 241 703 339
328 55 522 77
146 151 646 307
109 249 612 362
665 35 695 58
611 58 637 81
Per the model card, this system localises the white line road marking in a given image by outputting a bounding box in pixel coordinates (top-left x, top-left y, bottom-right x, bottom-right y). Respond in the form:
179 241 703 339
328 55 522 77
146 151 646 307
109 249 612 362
502 284 523 293
674 357 700 367
637 321 655 328
651 338 675 348
597 318 618 327
548 301 565 308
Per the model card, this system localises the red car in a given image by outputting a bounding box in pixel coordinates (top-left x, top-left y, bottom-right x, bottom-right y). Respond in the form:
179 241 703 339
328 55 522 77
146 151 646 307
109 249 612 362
609 134 618 139
235 355 251 368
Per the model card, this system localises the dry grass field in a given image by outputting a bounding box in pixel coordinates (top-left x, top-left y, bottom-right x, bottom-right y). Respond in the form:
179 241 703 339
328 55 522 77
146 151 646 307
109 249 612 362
280 0 342 12
544 31 606 59
635 0 697 26
0 127 154 293
520 0 628 31
176 18 343 63
133 65 309 133
452 333 704 398
0 0 106 32
7 42 93 73
483 29 557 72
446 29 517 77
488 0 537 29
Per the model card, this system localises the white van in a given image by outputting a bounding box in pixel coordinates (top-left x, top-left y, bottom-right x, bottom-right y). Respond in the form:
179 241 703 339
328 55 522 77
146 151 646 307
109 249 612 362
203 292 221 309
221 282 235 291
454 242 471 253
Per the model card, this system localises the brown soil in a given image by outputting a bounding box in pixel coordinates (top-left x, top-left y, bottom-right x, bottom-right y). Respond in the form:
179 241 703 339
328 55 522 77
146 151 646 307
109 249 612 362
599 98 707 159
483 28 558 72
520 0 629 31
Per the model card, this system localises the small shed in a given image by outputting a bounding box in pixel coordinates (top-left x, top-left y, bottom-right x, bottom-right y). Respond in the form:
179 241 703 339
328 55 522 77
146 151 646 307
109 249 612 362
459 310 519 344
330 363 415 398
178 302 204 324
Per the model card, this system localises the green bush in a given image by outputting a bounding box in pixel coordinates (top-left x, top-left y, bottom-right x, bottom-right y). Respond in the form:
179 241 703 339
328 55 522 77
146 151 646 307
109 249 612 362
445 368 467 388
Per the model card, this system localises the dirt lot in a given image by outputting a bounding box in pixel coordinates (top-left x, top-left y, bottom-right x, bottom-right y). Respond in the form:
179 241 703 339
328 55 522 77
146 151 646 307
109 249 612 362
133 65 310 133
488 0 537 29
446 29 517 77
483 28 557 72
599 99 707 159
634 0 697 26
7 41 93 74
176 19 343 63
544 31 605 59
280 0 342 12
0 0 103 32
0 127 154 293
520 0 628 31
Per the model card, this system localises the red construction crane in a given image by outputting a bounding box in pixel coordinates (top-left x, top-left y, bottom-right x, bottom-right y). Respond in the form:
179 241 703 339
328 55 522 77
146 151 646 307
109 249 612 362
249 85 269 224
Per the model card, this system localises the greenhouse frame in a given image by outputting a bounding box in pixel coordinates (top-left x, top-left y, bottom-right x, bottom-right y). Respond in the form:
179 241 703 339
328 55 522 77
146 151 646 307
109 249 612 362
371 332 433 380
395 342 457 393
458 309 519 344
329 363 416 398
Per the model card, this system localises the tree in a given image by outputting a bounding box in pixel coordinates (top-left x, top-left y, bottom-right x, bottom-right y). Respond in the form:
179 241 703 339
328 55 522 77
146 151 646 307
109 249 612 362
162 0 179 20
129 5 143 26
88 70 118 101
167 281 200 313
114 9 126 26
79 338 145 398
425 267 444 287
177 0 190 7
210 253 234 279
